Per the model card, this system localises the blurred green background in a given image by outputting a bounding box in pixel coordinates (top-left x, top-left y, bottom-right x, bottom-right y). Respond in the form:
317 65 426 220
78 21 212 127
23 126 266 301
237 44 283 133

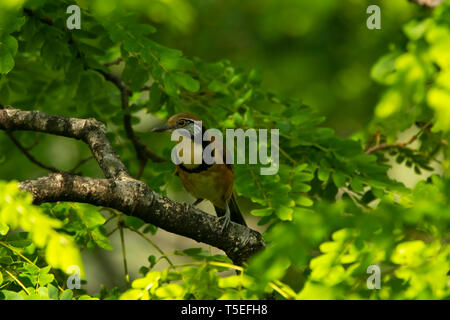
0 0 434 293
1 0 427 181
147 0 422 136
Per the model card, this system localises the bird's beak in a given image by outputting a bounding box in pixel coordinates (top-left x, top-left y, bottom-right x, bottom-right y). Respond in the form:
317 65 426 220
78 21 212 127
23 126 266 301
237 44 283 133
152 123 172 133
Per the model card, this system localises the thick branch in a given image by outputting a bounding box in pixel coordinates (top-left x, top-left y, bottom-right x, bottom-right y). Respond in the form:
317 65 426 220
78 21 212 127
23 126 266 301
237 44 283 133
0 106 264 264
19 173 263 264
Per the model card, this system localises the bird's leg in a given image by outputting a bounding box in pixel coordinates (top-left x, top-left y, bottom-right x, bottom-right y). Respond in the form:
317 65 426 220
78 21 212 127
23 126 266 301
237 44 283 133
218 201 231 232
182 202 190 215
192 198 204 207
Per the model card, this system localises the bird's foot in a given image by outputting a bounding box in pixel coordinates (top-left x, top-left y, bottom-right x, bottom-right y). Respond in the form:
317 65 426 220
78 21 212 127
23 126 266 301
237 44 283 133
218 213 231 233
182 202 190 215
240 231 251 247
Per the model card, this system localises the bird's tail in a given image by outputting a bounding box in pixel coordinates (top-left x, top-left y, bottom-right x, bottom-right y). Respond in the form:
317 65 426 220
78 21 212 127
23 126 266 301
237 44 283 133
215 193 247 227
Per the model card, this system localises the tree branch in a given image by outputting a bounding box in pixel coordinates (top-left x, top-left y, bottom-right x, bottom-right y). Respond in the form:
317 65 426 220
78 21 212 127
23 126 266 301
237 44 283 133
0 106 264 265
365 123 431 155
365 135 418 155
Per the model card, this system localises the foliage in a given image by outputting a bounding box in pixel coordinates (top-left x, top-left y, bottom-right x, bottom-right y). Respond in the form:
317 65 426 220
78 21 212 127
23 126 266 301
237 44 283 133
0 0 449 300
0 181 83 299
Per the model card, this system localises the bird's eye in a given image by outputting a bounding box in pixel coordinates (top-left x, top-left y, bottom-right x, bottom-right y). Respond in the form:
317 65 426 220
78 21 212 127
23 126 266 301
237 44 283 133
177 119 186 126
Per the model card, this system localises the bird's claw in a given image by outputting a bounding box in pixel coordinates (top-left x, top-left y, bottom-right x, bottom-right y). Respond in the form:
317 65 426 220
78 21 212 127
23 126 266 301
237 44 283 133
218 214 231 233
240 233 251 247
182 202 190 214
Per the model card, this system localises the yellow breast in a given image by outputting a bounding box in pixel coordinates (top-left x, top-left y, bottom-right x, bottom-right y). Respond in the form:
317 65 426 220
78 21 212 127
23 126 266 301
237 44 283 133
177 164 234 209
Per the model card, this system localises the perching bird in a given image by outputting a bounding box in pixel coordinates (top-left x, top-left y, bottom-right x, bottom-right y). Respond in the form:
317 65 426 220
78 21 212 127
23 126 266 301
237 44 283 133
152 113 247 231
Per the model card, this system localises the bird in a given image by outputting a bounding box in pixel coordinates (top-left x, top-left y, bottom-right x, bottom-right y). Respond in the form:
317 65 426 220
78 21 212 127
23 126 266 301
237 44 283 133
152 113 247 231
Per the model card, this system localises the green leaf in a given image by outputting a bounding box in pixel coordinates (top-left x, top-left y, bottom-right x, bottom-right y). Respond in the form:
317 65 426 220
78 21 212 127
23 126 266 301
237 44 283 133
275 206 293 221
294 172 314 182
251 208 273 217
218 275 243 288
234 89 253 108
182 248 203 256
0 44 15 74
47 284 59 300
0 290 23 300
155 283 185 299
131 271 160 290
91 227 113 250
148 83 162 112
428 86 450 132
163 73 177 97
248 68 262 84
3 35 18 56
142 224 158 235
0 222 9 235
403 19 430 40
124 216 145 231
148 255 156 268
371 52 399 85
317 167 330 182
295 195 313 207
40 37 70 69
123 57 149 92
332 171 347 188
77 205 106 228
7 232 32 248
292 180 311 192
128 24 157 36
60 289 73 300
38 266 55 286
172 72 199 92
77 295 98 300
160 56 193 71
76 70 105 101
350 177 364 192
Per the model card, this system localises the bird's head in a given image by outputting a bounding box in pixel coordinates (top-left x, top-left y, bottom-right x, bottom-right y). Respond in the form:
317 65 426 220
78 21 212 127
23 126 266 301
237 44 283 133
152 113 203 138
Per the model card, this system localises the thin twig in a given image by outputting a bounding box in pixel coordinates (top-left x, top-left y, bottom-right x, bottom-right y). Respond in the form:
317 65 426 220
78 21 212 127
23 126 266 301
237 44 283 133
365 124 430 155
0 241 64 292
136 158 148 180
0 266 31 295
102 57 122 67
24 134 41 151
118 218 130 287
130 228 175 268
7 132 60 172
69 156 94 173
107 226 119 237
